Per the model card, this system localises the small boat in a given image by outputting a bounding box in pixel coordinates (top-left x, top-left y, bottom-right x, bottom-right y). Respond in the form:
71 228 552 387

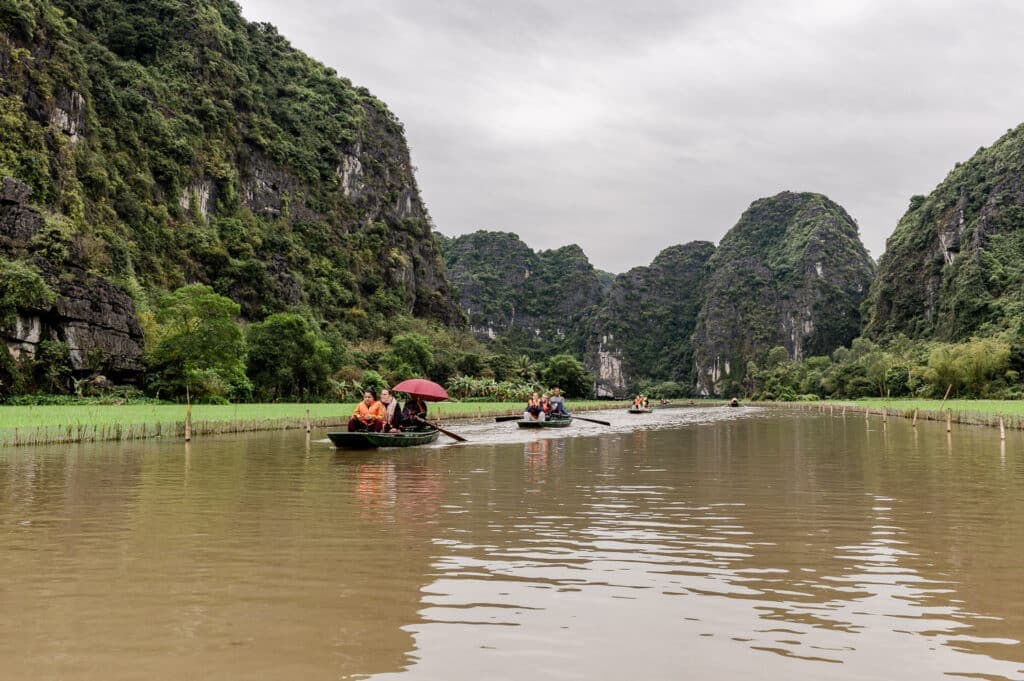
627 408 653 414
516 415 573 429
327 429 440 449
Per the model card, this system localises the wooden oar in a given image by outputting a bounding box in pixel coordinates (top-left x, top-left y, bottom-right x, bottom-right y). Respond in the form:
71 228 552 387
415 417 467 442
494 415 521 422
569 414 611 426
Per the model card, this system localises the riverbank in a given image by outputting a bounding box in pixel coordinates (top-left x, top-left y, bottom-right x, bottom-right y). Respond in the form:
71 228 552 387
751 398 1024 432
0 400 628 447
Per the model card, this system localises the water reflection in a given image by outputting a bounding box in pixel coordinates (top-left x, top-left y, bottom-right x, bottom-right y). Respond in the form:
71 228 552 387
377 415 1024 681
1 412 1022 681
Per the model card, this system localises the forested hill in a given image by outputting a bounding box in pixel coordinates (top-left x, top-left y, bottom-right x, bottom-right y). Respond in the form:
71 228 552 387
440 231 717 395
865 123 1024 342
692 192 875 396
438 231 606 359
0 0 459 379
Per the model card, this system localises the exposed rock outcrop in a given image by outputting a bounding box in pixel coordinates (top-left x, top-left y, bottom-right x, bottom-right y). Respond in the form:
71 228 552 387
692 192 874 396
1 178 144 377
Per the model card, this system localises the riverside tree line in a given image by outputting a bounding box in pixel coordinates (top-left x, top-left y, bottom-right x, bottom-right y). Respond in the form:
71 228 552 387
0 284 595 404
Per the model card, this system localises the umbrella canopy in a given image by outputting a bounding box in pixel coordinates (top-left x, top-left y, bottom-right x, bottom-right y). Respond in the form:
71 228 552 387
391 378 449 402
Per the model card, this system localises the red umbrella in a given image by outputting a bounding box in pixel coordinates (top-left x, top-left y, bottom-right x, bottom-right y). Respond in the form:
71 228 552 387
391 378 449 402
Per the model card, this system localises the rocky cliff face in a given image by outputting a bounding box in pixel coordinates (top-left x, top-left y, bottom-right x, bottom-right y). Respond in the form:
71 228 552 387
441 231 604 359
442 231 720 396
692 192 875 396
588 242 715 396
1 178 144 377
865 124 1024 341
0 0 460 379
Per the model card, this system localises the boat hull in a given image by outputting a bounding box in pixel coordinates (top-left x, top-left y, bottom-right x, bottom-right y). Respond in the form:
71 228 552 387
366 430 440 447
517 417 573 429
328 429 440 448
627 408 653 414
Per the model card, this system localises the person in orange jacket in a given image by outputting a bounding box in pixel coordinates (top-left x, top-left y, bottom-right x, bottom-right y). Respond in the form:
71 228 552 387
348 390 385 432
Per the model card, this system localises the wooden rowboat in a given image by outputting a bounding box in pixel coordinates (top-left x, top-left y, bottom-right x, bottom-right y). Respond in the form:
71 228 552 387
517 416 573 429
628 408 653 414
327 429 440 449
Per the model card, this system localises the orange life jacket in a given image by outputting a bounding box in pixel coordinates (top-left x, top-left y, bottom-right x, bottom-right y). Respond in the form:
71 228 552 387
353 401 384 422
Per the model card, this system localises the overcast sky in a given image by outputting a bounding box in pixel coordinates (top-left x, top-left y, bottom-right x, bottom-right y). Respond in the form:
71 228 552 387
236 0 1024 273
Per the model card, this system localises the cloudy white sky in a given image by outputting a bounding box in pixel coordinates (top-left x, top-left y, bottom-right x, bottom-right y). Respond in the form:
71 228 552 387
237 0 1024 273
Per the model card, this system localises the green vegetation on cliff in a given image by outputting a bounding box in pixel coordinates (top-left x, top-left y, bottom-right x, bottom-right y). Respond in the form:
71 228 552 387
693 192 875 396
440 230 604 360
866 123 1024 341
590 242 715 393
0 0 459 338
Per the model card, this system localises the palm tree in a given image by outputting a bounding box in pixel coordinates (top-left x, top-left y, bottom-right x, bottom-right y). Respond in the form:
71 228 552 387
513 355 535 382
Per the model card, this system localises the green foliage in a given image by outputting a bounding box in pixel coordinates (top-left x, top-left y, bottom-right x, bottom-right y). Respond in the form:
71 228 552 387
694 192 875 396
245 312 336 400
0 0 458 357
0 257 54 324
446 375 535 402
595 241 715 391
387 332 433 376
442 231 605 361
147 284 249 400
540 354 593 399
31 340 73 393
360 369 385 396
865 123 1024 341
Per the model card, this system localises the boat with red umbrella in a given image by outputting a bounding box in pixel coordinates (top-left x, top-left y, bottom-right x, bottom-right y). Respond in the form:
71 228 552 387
328 378 466 448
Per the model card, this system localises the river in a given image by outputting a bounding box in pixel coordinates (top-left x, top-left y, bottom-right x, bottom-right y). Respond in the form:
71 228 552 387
1 406 1022 680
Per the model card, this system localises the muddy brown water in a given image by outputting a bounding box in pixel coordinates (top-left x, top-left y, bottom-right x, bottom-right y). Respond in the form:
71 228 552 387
1 406 1022 680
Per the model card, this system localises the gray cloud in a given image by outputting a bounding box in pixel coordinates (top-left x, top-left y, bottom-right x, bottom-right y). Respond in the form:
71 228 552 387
236 0 1024 272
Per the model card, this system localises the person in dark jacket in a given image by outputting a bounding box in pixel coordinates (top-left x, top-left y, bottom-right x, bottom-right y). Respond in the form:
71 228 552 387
402 396 428 429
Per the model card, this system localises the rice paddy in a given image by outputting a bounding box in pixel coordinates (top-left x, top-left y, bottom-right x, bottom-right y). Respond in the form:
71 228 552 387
0 400 622 447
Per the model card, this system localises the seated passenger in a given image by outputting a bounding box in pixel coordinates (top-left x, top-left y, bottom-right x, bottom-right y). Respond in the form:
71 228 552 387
402 397 428 429
348 390 384 432
548 387 567 416
524 392 544 421
379 388 403 432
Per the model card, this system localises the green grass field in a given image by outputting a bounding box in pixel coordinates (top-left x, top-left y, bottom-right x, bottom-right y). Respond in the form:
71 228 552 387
0 400 623 447
767 397 1024 431
824 398 1024 417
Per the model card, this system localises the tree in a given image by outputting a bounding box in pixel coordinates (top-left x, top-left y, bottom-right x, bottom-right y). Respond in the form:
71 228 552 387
0 258 54 326
541 354 593 398
148 284 249 401
389 333 433 375
246 313 335 400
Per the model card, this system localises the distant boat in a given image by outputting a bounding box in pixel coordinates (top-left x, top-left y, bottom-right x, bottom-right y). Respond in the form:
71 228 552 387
517 415 573 429
627 407 653 414
327 429 440 449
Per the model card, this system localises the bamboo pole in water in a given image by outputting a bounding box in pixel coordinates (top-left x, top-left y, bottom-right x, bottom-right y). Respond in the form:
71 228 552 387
946 409 952 433
1000 416 1006 440
912 409 918 428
